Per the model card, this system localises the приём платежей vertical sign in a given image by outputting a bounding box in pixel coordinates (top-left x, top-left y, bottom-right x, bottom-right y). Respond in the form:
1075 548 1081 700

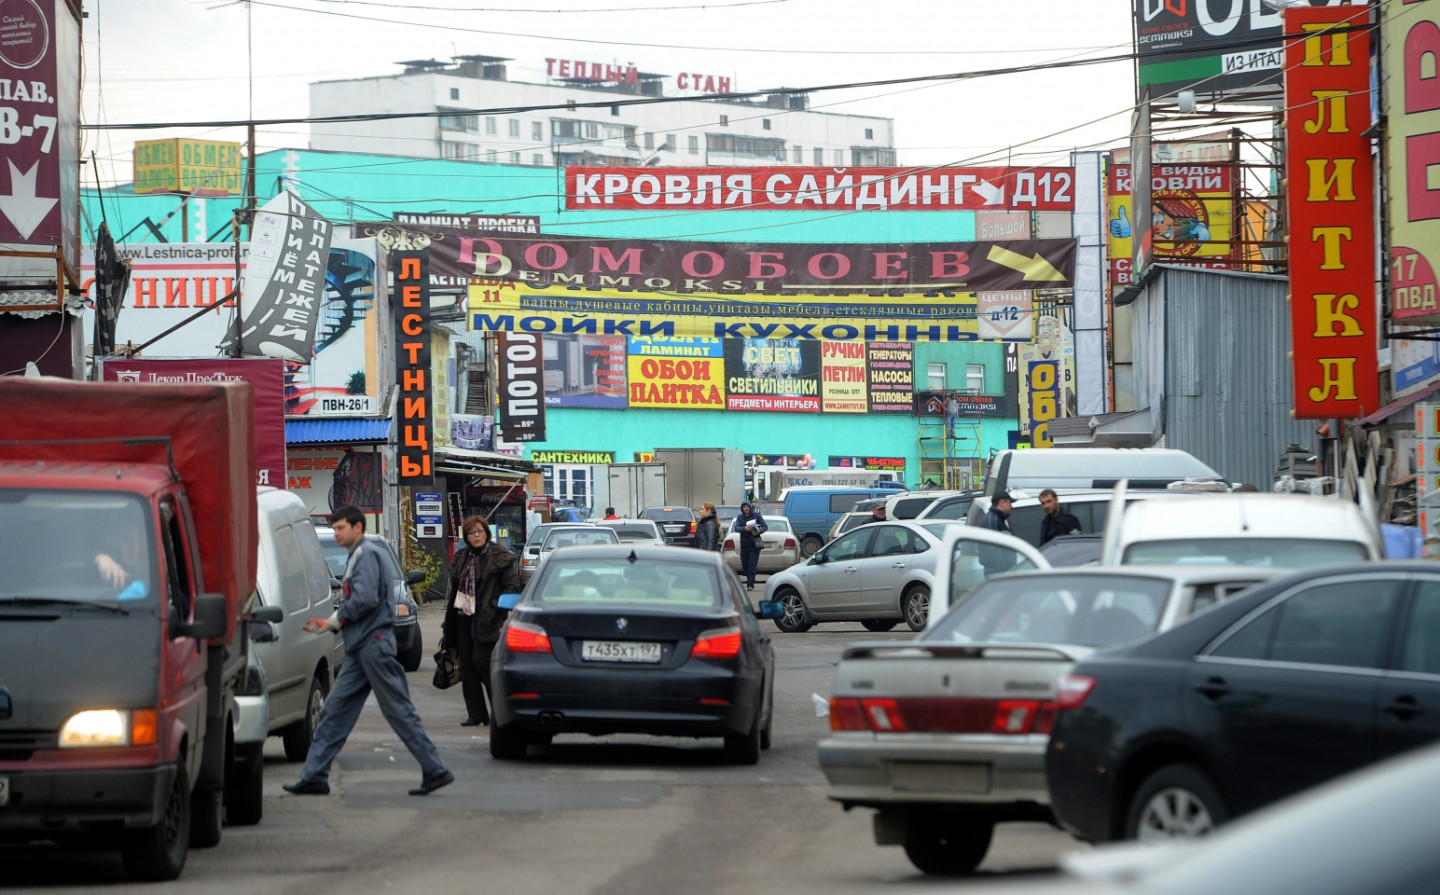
1283 6 1379 419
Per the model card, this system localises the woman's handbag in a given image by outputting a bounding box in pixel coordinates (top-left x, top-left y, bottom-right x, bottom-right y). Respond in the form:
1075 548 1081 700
431 644 462 689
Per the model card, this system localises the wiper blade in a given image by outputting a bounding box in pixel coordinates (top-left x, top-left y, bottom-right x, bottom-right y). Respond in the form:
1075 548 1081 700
0 596 130 615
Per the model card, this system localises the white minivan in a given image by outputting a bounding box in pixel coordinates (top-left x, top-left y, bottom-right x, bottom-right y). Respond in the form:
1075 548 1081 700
984 448 1221 495
251 488 346 761
1102 490 1384 568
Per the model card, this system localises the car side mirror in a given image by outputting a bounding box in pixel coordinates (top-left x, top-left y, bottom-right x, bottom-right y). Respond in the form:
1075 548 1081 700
754 600 785 620
497 592 522 610
175 592 228 640
406 569 426 585
330 577 344 591
249 620 277 643
527 546 541 555
249 604 284 624
810 553 825 565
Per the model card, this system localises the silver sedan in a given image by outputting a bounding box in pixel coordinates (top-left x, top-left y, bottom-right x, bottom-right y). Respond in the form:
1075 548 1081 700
722 515 800 574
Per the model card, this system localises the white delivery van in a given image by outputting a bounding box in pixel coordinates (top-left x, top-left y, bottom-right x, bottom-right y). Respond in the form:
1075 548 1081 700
984 448 1221 496
1101 491 1383 568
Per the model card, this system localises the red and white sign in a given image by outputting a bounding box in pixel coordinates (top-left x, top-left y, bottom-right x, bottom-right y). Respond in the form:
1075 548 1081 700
1283 6 1378 419
100 357 287 490
565 166 1076 212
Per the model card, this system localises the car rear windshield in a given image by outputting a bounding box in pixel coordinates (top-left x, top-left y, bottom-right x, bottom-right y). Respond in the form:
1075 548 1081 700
927 574 1172 647
1122 538 1372 568
642 507 694 521
541 528 619 550
535 559 723 610
604 524 660 541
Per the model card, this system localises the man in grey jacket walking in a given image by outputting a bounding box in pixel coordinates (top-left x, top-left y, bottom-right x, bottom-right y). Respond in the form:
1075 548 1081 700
284 505 453 797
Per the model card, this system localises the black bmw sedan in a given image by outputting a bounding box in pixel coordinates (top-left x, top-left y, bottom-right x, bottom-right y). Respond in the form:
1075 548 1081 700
1047 561 1440 844
489 545 782 764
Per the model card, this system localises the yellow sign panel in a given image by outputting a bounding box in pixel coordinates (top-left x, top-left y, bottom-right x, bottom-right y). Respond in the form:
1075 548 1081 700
133 139 244 196
468 284 984 342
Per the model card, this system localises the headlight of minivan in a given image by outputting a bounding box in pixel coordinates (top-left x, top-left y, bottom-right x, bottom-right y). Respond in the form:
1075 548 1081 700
59 709 157 747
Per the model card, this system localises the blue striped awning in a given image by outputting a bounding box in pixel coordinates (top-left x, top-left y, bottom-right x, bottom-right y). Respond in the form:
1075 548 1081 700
285 418 391 445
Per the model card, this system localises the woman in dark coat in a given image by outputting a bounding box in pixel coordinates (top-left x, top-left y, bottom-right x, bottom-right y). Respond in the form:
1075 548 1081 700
443 515 521 726
695 502 722 551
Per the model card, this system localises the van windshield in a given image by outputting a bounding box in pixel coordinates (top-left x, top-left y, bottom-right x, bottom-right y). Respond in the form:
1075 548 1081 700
0 489 159 604
1123 538 1371 568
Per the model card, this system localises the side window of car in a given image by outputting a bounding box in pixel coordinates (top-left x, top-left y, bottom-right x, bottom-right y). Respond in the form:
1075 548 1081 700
829 493 859 514
906 528 931 554
293 524 336 607
1212 579 1402 668
159 499 193 621
1009 506 1045 547
1403 580 1440 675
869 526 908 557
272 525 311 615
826 529 873 562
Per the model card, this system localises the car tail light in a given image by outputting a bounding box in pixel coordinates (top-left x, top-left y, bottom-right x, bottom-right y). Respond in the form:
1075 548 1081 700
1056 674 1096 711
861 698 907 732
723 537 735 550
505 620 552 654
691 628 742 659
783 537 797 549
990 700 1058 734
829 697 869 731
689 521 697 534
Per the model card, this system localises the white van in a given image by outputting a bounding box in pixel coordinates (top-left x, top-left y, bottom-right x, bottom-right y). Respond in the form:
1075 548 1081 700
984 448 1221 496
251 488 345 761
1102 492 1383 568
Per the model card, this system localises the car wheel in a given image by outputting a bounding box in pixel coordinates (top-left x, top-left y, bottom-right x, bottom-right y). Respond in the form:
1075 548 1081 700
903 820 993 875
902 585 930 632
399 624 424 673
283 673 327 762
1126 763 1228 841
225 750 264 826
189 784 223 848
724 710 762 765
121 761 190 882
489 723 529 760
800 536 824 558
861 619 899 632
772 588 812 633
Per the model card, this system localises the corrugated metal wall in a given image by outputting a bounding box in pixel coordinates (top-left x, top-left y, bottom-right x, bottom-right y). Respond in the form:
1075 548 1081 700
1159 267 1317 489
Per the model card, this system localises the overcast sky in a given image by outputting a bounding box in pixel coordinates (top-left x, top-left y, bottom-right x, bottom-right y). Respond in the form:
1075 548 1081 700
82 0 1138 188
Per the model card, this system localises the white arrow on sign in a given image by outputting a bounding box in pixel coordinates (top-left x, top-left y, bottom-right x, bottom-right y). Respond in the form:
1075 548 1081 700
973 180 1006 206
0 160 58 240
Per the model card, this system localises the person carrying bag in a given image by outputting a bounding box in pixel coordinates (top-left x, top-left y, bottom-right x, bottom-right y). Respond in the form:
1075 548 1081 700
442 515 521 726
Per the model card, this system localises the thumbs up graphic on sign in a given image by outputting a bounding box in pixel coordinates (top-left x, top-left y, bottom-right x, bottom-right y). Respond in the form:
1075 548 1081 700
1109 205 1131 239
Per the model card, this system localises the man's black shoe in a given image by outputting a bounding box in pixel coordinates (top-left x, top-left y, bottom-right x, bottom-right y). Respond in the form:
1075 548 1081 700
282 779 330 796
461 718 485 727
409 770 455 796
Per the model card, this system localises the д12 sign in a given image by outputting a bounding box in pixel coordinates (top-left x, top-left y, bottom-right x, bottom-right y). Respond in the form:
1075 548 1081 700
498 332 548 441
395 252 433 484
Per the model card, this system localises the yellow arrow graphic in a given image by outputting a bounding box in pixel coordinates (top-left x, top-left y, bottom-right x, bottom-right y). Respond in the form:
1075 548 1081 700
986 245 1067 282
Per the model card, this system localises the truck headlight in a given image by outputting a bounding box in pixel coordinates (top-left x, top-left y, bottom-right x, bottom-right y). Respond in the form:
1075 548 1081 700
59 709 157 748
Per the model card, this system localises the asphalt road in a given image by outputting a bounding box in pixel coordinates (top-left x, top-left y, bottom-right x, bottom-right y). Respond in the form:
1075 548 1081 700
1 583 1082 892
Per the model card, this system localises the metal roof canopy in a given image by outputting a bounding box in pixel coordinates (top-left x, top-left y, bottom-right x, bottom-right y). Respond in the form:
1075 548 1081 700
285 418 391 445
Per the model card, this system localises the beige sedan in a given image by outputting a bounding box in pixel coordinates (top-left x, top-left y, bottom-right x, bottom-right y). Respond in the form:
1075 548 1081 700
722 515 801 574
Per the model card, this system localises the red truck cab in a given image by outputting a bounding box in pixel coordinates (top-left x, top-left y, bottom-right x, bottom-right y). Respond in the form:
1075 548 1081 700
0 378 261 881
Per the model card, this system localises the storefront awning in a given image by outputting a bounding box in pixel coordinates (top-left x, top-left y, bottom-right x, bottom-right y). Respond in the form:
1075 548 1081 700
285 418 391 445
434 445 542 481
1354 380 1440 427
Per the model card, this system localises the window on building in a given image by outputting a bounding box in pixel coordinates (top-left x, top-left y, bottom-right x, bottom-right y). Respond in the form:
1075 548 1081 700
441 141 465 159
486 149 497 163
532 120 543 141
553 120 579 138
719 115 729 126
763 118 771 130
865 128 874 139
966 364 985 395
876 149 897 165
852 149 863 166
813 147 824 165
533 153 545 166
486 116 497 135
584 122 599 139
644 132 654 150
835 149 844 165
667 134 677 152
508 118 520 137
793 145 802 162
611 104 620 117
509 151 520 165
449 88 460 100
928 362 946 391
466 144 480 160
439 112 478 132
707 134 786 160
688 135 700 155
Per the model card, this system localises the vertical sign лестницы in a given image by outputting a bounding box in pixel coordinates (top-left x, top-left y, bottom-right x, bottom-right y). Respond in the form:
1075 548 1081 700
395 252 433 484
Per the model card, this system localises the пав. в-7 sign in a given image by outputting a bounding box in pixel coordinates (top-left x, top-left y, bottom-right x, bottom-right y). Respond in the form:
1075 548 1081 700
1283 6 1378 419
566 167 1077 212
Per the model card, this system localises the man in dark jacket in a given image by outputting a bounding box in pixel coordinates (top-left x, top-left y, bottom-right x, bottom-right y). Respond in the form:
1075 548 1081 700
731 501 768 589
1038 488 1082 546
977 490 1017 576
284 505 452 797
